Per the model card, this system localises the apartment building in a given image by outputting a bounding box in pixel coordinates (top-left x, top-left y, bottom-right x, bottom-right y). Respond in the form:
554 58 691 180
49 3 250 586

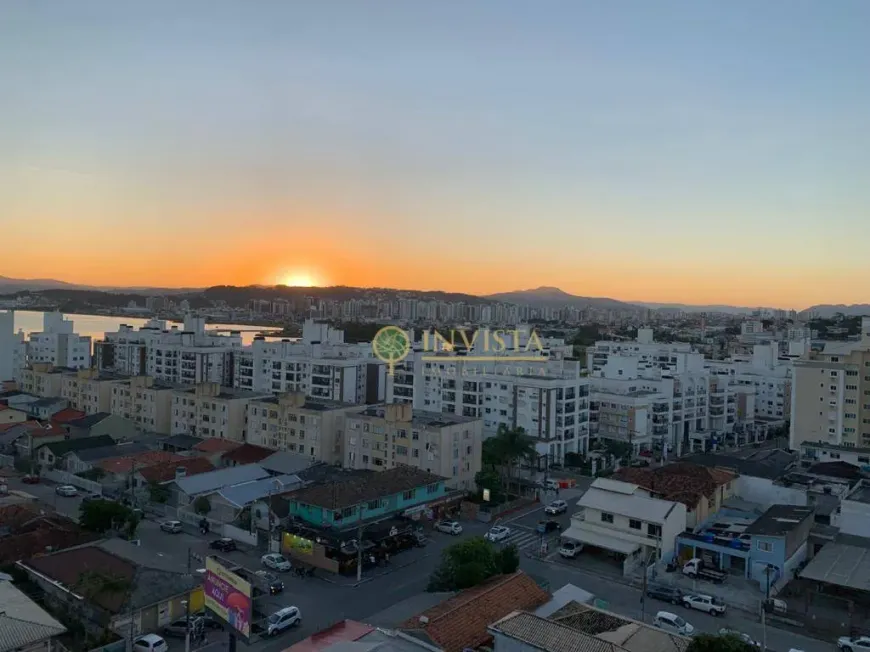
60 368 128 414
246 392 360 463
95 316 241 386
24 312 91 370
110 376 177 434
343 403 483 490
790 318 870 451
586 328 694 373
0 310 26 382
169 382 268 441
17 364 69 398
234 321 385 403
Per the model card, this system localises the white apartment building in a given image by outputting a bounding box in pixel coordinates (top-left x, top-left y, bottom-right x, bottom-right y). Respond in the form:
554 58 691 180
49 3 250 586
246 392 361 463
170 382 268 441
586 328 694 373
96 316 241 386
25 312 91 370
790 318 870 451
343 403 483 490
0 310 26 382
110 376 177 434
234 320 386 403
60 368 128 414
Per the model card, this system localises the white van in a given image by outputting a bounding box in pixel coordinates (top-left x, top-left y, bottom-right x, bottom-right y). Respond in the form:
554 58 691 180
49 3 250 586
654 611 694 636
545 479 560 491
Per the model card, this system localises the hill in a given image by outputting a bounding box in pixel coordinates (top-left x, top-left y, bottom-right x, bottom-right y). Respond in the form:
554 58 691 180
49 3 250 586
801 304 870 318
485 286 643 311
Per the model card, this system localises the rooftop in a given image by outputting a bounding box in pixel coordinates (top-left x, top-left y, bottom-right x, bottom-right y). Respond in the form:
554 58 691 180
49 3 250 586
65 412 112 430
612 463 735 509
260 451 319 476
173 464 271 496
400 571 550 652
289 466 446 511
218 474 303 507
29 397 67 409
137 456 216 484
682 450 796 480
579 480 679 523
253 395 350 411
160 434 204 450
193 437 242 454
352 407 479 429
221 443 275 465
38 434 116 457
799 542 870 591
0 579 67 652
846 480 870 505
96 451 184 475
73 441 151 463
743 504 815 536
282 620 375 652
50 407 87 424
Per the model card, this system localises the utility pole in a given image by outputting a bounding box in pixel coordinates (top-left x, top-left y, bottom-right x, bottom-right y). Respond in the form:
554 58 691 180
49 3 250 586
356 506 364 583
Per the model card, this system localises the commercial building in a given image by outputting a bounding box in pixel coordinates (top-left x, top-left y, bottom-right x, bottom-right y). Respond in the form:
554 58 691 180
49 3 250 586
169 383 268 441
95 316 242 386
246 392 360 463
60 368 128 414
343 403 483 490
790 318 870 450
22 312 91 371
109 375 177 434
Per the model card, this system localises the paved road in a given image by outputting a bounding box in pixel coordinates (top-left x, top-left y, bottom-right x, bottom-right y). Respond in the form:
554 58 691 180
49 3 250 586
4 473 85 519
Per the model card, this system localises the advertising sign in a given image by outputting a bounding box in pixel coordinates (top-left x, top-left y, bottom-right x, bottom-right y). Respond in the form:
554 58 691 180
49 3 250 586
204 557 252 639
283 532 313 556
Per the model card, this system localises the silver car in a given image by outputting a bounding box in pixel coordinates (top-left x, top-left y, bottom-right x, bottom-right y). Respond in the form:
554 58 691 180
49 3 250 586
160 520 183 534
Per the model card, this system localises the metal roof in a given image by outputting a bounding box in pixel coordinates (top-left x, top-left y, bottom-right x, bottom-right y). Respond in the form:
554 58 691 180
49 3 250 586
217 474 303 507
173 464 270 496
0 580 66 652
259 451 317 476
799 543 870 591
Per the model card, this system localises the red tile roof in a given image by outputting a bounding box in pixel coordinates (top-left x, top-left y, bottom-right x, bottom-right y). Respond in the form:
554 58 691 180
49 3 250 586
96 451 184 475
30 424 68 438
283 620 375 652
193 438 243 454
612 462 736 508
221 443 274 465
401 572 551 652
0 420 40 433
138 456 216 484
0 505 97 566
51 408 87 424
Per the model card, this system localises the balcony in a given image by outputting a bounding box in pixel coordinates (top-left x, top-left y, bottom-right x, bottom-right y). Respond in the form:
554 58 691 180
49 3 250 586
676 530 750 558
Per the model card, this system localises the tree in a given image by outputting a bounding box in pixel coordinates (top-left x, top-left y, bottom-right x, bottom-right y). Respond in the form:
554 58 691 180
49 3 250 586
74 569 131 603
193 496 211 515
474 468 502 500
686 633 757 652
490 425 536 493
427 536 515 592
79 499 135 534
148 481 169 504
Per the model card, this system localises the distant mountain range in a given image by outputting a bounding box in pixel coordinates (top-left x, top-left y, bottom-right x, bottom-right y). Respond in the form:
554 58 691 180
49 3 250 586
485 286 643 311
634 302 763 315
0 276 198 295
801 304 870 318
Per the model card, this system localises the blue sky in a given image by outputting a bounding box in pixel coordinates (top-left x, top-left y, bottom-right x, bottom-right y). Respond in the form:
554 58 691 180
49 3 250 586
1 1 869 307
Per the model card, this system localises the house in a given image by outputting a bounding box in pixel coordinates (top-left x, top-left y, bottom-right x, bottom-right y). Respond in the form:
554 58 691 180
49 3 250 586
562 478 687 575
95 450 184 480
207 473 303 527
65 413 139 441
134 456 215 488
285 620 437 652
799 541 870 621
0 404 27 426
7 422 67 458
192 437 242 465
675 503 814 593
0 390 41 412
18 539 201 640
169 464 271 507
62 442 152 475
25 398 69 421
34 435 116 470
490 600 691 652
0 504 97 566
159 433 204 453
613 463 736 528
49 407 86 426
399 571 550 652
0 578 67 652
258 450 320 477
221 442 274 467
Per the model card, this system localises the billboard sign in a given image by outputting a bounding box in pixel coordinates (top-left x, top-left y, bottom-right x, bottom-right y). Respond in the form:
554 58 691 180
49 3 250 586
282 532 313 556
204 557 252 639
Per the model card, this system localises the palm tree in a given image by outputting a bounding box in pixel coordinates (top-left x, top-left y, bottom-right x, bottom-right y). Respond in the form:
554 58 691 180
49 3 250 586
491 425 536 494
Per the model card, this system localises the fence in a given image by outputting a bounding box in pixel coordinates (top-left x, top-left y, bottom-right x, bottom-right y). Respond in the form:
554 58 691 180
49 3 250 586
41 469 104 495
223 524 258 547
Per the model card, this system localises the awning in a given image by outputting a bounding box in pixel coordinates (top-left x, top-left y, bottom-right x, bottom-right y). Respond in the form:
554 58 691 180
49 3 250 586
561 526 640 555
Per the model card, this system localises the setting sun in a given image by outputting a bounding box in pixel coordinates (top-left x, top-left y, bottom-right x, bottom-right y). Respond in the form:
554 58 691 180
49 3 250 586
278 270 322 288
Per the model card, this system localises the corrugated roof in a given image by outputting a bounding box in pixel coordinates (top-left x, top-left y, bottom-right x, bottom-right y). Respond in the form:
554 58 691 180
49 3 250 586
260 451 317 476
799 543 870 590
217 474 303 507
0 580 67 652
173 464 270 496
491 611 615 652
221 443 274 465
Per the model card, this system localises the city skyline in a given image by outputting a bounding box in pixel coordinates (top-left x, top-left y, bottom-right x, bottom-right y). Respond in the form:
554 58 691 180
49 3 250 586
3 2 870 307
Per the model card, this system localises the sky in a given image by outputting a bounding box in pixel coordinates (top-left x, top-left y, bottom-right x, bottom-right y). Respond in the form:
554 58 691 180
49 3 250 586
2 1 869 309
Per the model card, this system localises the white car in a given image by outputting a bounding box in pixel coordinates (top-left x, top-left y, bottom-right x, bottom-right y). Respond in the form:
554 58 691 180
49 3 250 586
484 525 511 542
559 541 583 559
544 500 568 515
159 520 183 533
683 594 726 615
132 634 168 652
838 636 870 652
435 520 463 535
266 606 301 635
261 553 292 572
55 485 78 497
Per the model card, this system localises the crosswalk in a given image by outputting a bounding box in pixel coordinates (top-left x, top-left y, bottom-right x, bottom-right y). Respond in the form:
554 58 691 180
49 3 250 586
494 526 555 552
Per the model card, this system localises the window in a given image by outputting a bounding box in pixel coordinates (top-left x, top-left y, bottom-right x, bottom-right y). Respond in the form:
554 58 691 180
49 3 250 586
629 519 641 530
402 490 414 500
757 540 773 552
367 499 381 510
427 483 440 494
648 524 662 538
601 512 614 524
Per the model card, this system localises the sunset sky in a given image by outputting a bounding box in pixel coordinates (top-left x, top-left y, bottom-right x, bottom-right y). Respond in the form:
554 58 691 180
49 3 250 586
2 1 869 309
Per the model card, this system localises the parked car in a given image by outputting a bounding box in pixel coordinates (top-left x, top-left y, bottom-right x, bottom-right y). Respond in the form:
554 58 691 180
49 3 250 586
536 520 561 534
484 525 511 542
210 538 237 552
838 635 870 652
261 553 292 572
559 540 583 559
162 616 203 638
435 520 463 535
266 606 301 636
55 485 78 497
160 520 183 534
645 584 684 605
719 628 760 647
653 611 694 636
683 594 726 616
22 474 39 484
254 570 284 595
682 558 727 583
193 611 224 630
132 634 168 652
544 500 568 515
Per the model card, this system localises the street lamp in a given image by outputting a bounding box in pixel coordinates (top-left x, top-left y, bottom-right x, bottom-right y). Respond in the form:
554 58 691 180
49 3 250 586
181 599 190 652
761 564 775 652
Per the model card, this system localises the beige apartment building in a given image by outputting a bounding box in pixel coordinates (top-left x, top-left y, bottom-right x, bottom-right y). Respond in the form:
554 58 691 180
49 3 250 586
791 319 870 451
343 403 483 490
17 364 68 398
110 376 177 434
170 382 268 441
246 392 359 464
60 368 128 414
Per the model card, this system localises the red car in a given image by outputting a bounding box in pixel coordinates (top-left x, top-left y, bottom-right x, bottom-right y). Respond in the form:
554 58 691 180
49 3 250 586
22 475 40 484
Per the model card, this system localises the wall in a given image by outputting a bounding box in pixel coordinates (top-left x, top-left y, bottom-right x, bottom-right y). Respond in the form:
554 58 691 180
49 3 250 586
41 469 104 495
839 497 870 538
223 523 258 546
491 631 538 652
733 475 807 508
579 500 687 559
